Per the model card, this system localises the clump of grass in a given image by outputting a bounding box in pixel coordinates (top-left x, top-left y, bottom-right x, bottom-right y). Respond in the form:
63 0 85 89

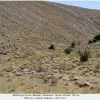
95 64 100 69
51 77 58 86
44 77 49 83
2 67 13 72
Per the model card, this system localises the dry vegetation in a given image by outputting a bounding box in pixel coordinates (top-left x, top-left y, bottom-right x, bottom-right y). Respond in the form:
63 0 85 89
0 1 100 93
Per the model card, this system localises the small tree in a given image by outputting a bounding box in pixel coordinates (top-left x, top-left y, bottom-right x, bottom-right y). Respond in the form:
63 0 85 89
48 44 55 50
64 47 72 54
77 49 90 62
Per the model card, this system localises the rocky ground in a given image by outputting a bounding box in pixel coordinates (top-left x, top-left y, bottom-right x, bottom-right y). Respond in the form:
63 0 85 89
0 42 100 93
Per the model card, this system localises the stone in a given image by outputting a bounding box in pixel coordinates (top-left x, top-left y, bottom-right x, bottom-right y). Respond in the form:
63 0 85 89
27 72 32 74
0 72 4 76
73 77 80 81
75 81 90 87
83 82 90 86
82 66 86 68
31 71 36 74
8 73 14 77
15 72 23 76
85 73 90 77
12 65 16 69
47 75 53 79
22 69 29 72
34 72 44 75
72 64 77 68
4 74 9 77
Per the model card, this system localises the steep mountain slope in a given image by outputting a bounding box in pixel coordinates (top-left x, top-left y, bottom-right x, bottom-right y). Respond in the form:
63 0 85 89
0 1 100 57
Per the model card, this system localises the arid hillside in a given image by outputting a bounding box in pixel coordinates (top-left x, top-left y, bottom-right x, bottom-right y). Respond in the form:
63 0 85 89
0 1 100 56
0 1 100 94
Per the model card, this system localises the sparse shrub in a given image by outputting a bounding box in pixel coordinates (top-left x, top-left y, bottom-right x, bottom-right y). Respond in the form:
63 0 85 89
48 44 55 50
93 34 100 41
64 47 72 54
77 49 90 62
70 42 75 48
88 40 93 44
92 39 97 43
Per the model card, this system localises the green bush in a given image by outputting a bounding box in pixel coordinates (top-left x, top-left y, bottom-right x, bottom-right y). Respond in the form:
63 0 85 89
48 44 55 50
77 49 90 62
88 40 93 44
70 42 75 48
92 39 97 43
93 34 100 41
64 47 72 54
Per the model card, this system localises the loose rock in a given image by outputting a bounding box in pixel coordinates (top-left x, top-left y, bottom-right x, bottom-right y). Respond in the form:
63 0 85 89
27 72 32 74
72 64 77 68
85 73 90 77
31 71 36 74
22 69 29 72
15 72 23 76
47 75 53 79
73 77 80 81
83 82 90 86
8 73 14 77
0 72 5 76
